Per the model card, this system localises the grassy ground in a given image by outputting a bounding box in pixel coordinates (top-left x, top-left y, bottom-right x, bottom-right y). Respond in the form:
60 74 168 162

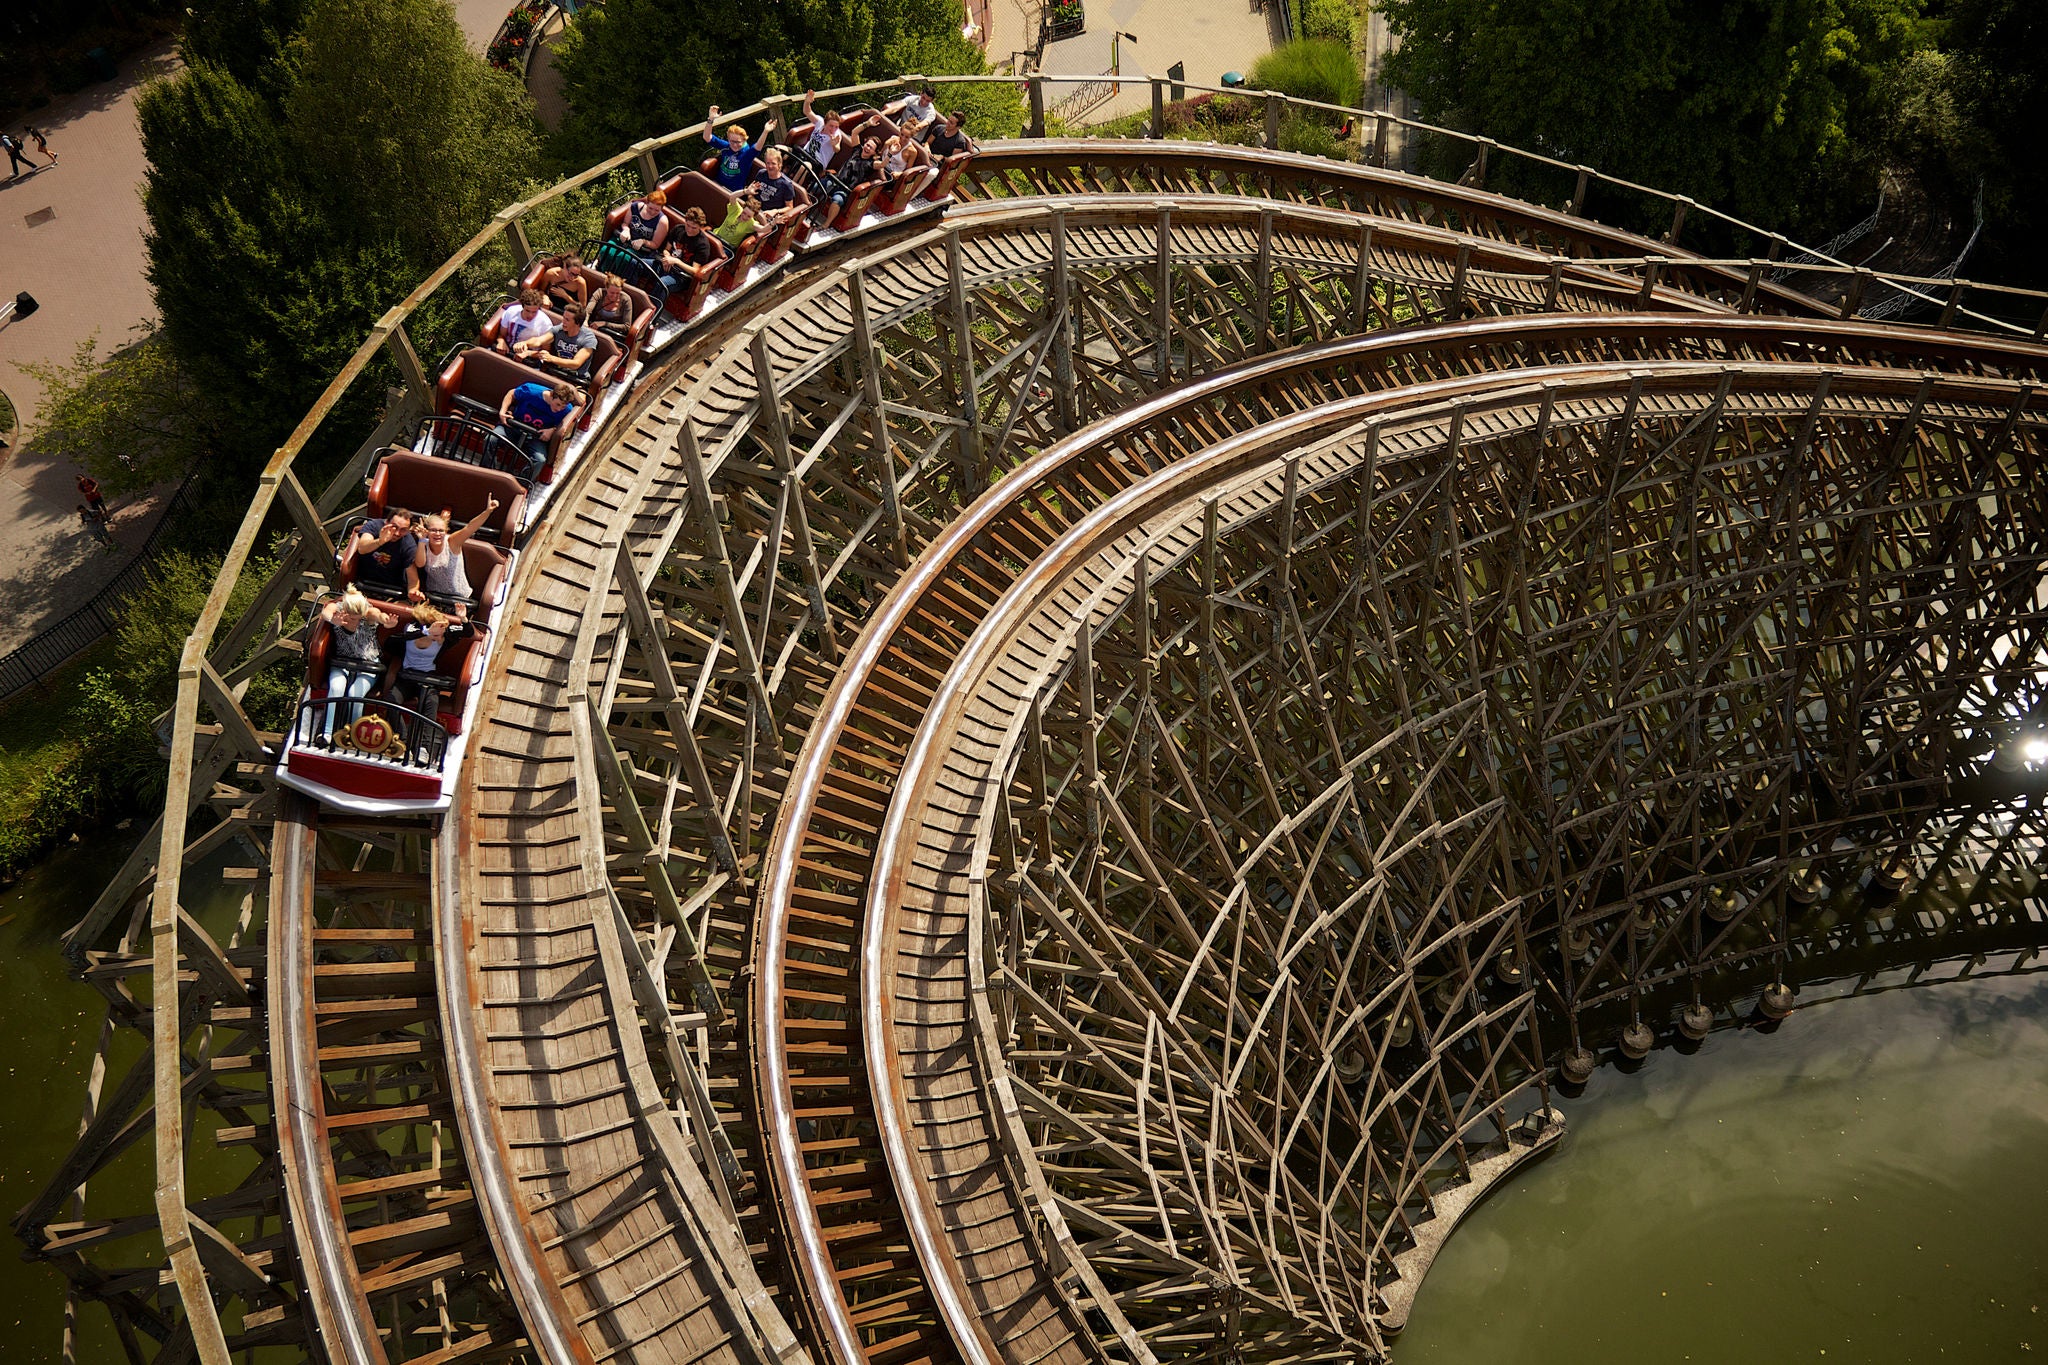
0 642 118 879
0 643 110 795
0 386 16 437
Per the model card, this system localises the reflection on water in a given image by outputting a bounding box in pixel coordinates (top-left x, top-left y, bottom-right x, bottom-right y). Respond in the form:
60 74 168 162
1397 972 2048 1363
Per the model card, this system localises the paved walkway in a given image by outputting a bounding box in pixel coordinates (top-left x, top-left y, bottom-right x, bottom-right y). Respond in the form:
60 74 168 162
0 3 513 664
993 0 1278 124
0 38 182 659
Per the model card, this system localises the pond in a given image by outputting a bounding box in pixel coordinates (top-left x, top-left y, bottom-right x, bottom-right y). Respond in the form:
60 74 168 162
1397 969 2048 1363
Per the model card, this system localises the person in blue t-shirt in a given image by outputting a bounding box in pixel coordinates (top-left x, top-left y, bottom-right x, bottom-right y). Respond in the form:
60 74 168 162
494 381 577 480
703 106 777 192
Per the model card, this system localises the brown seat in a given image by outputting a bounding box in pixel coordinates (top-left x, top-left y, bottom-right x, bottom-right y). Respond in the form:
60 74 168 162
434 348 586 482
518 257 656 367
367 449 527 550
925 149 974 202
475 304 624 407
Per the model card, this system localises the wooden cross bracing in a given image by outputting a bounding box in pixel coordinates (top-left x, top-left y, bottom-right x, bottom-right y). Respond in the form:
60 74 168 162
24 140 2048 1365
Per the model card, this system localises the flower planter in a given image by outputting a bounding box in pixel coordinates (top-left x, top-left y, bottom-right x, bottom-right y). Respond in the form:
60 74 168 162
1044 0 1085 38
488 2 554 72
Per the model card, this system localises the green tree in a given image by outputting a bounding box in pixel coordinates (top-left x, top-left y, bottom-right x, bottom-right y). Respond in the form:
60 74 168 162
180 0 310 99
1937 0 2048 289
20 330 215 496
137 0 542 482
549 0 830 163
138 60 414 475
549 0 1007 162
284 0 541 264
1379 0 1930 232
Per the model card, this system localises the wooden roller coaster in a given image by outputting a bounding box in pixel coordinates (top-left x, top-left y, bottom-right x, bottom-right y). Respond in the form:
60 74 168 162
18 76 2048 1365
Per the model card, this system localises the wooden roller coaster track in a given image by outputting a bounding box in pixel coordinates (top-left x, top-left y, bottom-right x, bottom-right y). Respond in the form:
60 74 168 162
22 90 2048 1365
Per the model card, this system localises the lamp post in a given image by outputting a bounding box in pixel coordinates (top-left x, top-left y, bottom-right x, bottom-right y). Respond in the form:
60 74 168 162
1111 30 1137 93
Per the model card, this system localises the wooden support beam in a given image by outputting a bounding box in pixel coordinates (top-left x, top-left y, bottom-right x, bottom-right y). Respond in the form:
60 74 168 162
178 908 252 1008
378 313 432 408
610 538 746 879
847 268 911 566
585 693 728 1026
187 1215 269 1300
197 662 270 768
1351 221 1376 333
1254 206 1275 347
1154 205 1175 387
943 232 989 494
675 419 775 724
1048 207 1077 432
748 328 843 659
495 206 533 271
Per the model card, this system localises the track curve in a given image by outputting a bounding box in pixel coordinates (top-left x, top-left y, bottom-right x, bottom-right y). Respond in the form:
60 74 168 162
423 142 2048 1365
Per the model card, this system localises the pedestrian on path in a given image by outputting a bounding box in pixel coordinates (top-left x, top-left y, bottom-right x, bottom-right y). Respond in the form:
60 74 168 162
1 131 31 179
77 504 114 546
76 474 108 520
25 127 55 165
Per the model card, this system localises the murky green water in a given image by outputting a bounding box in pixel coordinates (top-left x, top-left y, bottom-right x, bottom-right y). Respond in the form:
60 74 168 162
0 834 148 1360
1398 971 2048 1363
0 833 255 1364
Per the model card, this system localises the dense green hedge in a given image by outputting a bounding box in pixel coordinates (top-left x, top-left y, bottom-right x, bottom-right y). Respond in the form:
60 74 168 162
1300 0 1357 47
1248 39 1363 111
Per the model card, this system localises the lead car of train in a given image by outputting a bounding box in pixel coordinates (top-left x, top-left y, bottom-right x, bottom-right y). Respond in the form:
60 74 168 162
276 112 973 815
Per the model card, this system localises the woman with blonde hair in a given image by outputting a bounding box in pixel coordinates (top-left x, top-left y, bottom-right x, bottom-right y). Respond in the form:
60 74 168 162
321 588 397 733
411 499 499 617
588 272 633 335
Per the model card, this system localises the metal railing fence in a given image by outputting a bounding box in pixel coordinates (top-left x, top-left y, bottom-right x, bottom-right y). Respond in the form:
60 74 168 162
0 476 201 703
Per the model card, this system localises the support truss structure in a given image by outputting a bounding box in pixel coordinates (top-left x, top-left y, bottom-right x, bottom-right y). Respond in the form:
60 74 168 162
19 102 2048 1365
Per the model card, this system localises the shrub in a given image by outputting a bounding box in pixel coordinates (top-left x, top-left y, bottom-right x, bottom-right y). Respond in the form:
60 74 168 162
1301 0 1358 47
1278 114 1345 159
1247 38 1363 112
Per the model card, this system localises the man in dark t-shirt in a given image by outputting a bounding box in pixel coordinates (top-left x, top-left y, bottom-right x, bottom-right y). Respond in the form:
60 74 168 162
926 111 975 158
751 148 809 224
658 208 725 290
353 510 421 600
828 137 882 210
